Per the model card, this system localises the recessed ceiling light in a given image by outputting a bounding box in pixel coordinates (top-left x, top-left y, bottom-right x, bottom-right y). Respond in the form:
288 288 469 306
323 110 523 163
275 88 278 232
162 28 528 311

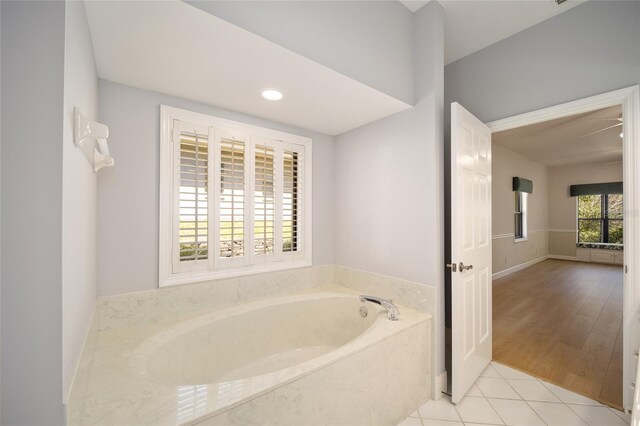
262 89 283 101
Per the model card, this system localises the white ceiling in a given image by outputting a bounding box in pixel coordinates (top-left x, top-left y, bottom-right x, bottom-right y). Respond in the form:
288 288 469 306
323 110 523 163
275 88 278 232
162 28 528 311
493 105 623 168
84 1 411 136
400 0 587 64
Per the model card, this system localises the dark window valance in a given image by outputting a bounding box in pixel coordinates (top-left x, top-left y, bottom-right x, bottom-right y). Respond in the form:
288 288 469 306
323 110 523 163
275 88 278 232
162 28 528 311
513 177 533 194
570 182 623 197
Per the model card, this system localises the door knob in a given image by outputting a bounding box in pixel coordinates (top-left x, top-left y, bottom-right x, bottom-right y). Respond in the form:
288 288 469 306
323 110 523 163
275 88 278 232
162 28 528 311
459 262 473 271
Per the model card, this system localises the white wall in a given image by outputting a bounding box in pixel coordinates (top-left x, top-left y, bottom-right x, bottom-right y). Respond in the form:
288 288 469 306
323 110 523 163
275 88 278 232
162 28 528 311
548 161 623 231
185 1 414 105
334 1 445 384
491 144 549 274
97 80 335 296
1 1 66 422
62 0 98 400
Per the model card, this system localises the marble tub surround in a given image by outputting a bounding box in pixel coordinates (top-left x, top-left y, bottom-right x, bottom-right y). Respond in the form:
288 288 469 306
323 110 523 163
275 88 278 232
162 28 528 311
200 317 431 426
95 264 334 332
334 265 435 315
66 287 432 425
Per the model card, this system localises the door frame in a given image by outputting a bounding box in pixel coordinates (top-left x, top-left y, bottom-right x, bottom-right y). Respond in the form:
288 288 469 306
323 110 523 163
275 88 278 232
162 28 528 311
484 85 640 413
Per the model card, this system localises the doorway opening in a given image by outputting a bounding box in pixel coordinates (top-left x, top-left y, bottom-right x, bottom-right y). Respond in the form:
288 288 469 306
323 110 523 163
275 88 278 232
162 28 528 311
445 86 640 414
491 104 624 409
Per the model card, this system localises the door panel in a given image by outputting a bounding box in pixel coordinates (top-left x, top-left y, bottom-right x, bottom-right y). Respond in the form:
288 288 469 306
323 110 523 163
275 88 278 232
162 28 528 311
451 102 492 404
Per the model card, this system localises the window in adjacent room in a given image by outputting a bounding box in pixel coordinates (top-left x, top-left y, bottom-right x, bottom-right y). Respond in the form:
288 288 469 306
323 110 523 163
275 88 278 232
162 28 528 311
514 191 528 241
577 193 623 244
159 106 312 287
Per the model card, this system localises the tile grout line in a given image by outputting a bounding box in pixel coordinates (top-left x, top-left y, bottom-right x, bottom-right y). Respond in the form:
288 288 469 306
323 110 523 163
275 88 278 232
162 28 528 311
563 403 596 425
465 366 508 426
494 363 549 426
472 374 505 424
412 362 627 426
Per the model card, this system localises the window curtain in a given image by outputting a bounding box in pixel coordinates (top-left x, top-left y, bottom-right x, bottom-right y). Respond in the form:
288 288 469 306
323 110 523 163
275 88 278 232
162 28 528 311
512 177 533 194
569 182 623 197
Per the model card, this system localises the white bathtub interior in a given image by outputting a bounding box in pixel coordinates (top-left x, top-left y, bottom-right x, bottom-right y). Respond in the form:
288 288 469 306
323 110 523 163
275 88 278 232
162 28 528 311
133 295 377 385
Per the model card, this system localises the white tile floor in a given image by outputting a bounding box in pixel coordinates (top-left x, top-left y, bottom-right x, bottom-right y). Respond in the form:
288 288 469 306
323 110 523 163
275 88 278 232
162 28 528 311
398 362 631 426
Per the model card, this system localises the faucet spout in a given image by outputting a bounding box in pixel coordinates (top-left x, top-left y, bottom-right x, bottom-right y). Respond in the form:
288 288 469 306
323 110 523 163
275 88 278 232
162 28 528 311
359 295 399 321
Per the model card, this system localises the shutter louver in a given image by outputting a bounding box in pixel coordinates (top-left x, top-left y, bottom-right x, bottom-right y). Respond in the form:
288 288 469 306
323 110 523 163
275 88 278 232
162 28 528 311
179 133 208 262
219 139 245 258
283 150 299 252
255 145 275 255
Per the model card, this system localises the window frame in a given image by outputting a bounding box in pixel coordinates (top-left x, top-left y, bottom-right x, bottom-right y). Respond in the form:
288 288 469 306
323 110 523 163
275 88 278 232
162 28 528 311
514 191 528 242
159 105 312 287
577 193 623 245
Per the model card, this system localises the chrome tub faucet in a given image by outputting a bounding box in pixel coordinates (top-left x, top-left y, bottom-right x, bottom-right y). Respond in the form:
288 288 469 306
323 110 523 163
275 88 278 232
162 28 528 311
359 295 399 321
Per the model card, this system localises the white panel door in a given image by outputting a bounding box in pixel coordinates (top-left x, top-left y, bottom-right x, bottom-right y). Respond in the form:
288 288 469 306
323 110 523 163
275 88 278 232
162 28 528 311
450 102 492 404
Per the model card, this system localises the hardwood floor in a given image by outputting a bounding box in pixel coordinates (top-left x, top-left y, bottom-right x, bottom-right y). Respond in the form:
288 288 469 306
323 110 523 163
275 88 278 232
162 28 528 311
492 259 624 409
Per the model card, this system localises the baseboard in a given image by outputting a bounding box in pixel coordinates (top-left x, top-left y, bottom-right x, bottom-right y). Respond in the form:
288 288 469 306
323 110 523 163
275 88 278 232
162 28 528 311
492 256 548 280
63 307 96 405
434 371 447 400
547 254 580 262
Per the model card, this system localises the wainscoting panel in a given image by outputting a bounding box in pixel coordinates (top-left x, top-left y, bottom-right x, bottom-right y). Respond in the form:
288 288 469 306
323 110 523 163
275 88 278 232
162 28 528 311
492 230 548 277
549 230 578 257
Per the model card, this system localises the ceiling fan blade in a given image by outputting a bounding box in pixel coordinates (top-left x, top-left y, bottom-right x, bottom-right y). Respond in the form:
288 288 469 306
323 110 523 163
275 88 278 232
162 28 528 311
579 122 623 139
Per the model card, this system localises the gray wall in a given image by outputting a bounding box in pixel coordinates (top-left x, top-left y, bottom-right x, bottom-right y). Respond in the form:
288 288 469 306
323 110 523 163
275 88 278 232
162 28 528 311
62 0 99 400
443 0 640 327
492 144 549 236
186 0 414 105
98 80 335 296
334 1 443 288
445 0 640 125
491 144 549 275
334 0 445 386
1 1 65 423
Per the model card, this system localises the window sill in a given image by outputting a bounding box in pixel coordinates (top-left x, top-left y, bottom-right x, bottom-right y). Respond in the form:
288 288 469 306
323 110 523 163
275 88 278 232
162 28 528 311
514 237 528 243
160 258 313 288
576 242 624 251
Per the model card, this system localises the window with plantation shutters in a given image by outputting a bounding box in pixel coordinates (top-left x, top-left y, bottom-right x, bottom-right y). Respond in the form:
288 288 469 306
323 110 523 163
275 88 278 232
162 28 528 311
159 106 312 287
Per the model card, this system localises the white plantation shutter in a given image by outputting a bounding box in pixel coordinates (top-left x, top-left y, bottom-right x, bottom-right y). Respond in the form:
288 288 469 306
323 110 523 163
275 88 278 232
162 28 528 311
160 106 311 286
280 143 305 260
213 128 250 268
172 120 210 273
219 139 246 258
254 144 275 256
282 149 300 254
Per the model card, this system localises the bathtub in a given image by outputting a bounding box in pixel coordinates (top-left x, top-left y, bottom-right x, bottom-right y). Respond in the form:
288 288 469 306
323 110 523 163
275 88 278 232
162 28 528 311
67 289 431 425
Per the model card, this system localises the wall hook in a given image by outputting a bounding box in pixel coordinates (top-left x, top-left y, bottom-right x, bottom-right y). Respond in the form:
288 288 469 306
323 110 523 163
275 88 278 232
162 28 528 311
74 106 108 146
74 106 114 173
94 139 115 173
